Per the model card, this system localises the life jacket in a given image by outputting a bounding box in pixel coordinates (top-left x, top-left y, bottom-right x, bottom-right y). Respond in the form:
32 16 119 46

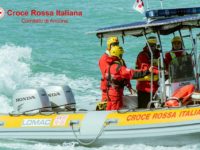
106 60 128 89
136 47 160 93
170 51 187 65
99 51 129 89
165 84 195 107
170 52 178 65
137 74 159 81
105 58 132 103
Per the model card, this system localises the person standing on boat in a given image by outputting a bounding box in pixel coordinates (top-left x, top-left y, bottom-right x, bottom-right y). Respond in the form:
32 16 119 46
165 36 185 70
105 46 154 110
98 37 133 103
135 36 160 108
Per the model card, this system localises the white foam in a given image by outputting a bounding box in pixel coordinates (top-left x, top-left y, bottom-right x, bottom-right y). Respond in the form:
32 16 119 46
85 144 200 150
26 73 100 110
0 95 13 113
0 44 31 95
0 44 32 113
0 141 199 150
0 44 100 113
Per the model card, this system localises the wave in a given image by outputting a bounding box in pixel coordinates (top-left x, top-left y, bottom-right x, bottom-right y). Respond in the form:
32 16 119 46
0 44 32 113
26 73 100 110
0 44 100 113
0 141 199 150
97 144 200 150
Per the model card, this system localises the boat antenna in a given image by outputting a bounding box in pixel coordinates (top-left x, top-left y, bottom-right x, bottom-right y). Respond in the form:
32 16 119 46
122 36 125 44
122 31 125 44
160 0 164 9
100 38 103 46
100 34 103 46
146 0 150 10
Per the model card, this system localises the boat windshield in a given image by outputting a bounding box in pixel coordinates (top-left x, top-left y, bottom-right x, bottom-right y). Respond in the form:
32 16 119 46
168 54 195 83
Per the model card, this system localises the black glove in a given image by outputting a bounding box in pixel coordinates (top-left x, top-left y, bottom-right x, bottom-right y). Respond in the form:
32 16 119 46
132 70 150 79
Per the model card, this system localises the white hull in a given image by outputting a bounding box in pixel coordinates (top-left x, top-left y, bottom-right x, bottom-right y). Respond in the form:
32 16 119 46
0 106 200 146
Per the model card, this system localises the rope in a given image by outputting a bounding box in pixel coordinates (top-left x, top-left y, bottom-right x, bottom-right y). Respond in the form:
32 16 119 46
117 108 135 114
9 110 54 116
70 122 107 146
39 111 54 116
9 112 23 116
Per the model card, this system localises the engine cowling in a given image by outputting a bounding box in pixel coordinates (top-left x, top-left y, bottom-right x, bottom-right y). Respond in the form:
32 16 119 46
13 88 52 113
45 85 76 111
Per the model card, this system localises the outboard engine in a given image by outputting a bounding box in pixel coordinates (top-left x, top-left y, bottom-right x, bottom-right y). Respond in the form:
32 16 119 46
45 85 76 111
13 88 52 114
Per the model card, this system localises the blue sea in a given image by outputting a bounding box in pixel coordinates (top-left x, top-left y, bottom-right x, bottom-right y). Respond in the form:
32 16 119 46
0 0 200 149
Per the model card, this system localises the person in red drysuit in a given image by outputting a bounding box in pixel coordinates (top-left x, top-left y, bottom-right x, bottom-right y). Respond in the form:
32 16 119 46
165 36 186 70
99 37 133 103
105 46 154 110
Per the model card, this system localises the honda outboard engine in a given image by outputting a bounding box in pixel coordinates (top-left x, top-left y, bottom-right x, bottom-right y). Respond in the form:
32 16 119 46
45 85 76 111
13 88 52 114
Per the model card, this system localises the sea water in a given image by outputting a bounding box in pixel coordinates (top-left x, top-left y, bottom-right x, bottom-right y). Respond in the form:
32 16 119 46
0 0 200 149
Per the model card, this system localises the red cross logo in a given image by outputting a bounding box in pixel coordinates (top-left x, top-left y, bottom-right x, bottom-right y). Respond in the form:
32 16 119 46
138 4 143 8
0 7 5 19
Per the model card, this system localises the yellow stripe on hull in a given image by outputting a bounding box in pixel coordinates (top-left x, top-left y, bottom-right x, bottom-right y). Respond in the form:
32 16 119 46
0 107 200 129
0 113 85 128
107 107 200 126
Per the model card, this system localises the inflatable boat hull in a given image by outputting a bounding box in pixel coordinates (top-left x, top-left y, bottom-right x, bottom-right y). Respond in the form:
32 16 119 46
1 106 200 146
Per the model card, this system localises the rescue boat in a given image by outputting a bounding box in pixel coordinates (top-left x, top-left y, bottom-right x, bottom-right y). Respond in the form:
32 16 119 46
1 7 200 146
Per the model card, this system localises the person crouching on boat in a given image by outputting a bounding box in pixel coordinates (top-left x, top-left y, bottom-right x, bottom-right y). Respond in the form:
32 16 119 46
105 46 153 110
135 36 160 108
165 36 186 70
98 37 133 103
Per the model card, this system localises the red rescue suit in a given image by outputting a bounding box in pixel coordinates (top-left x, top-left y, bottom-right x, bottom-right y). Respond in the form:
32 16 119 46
136 46 160 93
99 52 132 101
99 52 109 101
105 56 150 110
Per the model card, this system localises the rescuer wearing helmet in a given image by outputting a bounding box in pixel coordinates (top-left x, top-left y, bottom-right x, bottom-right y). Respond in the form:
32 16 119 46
105 46 154 110
135 36 160 108
165 36 186 70
164 36 189 106
98 37 133 105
